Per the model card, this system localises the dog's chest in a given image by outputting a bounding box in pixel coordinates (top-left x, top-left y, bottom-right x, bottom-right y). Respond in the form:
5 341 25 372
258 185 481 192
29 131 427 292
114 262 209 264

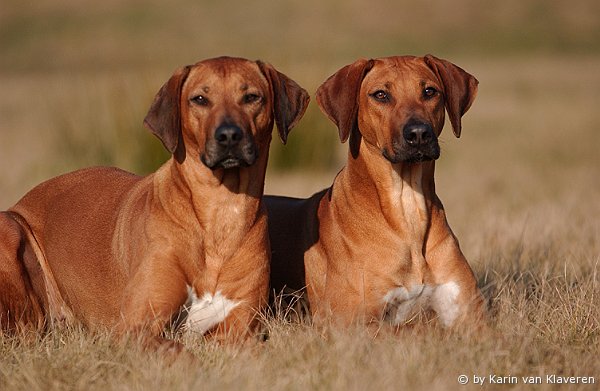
207 199 248 234
201 195 254 257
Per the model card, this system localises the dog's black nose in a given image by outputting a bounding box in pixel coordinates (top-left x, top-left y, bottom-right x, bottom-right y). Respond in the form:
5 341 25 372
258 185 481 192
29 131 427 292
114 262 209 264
403 122 434 146
215 124 243 147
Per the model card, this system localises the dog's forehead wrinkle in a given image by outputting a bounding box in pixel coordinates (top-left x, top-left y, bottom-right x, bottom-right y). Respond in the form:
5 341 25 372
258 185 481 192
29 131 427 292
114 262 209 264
367 70 422 95
188 61 264 90
374 58 437 86
233 72 268 94
202 58 240 76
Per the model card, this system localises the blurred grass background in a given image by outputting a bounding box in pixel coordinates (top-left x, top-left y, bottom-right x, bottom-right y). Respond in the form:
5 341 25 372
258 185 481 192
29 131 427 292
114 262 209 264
1 0 599 208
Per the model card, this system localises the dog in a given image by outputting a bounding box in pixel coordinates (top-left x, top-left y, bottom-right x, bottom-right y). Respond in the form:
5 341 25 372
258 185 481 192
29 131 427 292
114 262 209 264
0 56 309 353
266 55 485 329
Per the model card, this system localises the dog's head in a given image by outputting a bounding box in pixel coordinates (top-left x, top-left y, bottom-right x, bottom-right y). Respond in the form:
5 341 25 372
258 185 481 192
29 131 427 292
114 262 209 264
316 55 478 163
144 56 309 169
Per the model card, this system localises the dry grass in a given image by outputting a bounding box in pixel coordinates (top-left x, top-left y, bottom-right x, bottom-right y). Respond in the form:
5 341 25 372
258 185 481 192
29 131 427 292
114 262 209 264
1 0 600 390
1 244 598 391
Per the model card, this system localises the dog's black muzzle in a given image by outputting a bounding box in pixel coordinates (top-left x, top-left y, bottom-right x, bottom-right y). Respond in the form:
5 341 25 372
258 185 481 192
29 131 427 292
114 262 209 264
201 123 258 169
383 120 440 164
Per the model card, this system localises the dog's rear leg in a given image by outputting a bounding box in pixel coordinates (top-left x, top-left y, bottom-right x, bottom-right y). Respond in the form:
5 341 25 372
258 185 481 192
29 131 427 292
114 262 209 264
0 212 45 333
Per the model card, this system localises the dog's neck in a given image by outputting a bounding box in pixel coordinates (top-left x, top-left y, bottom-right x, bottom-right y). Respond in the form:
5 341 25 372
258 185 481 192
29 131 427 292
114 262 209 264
336 139 435 244
144 156 268 286
153 155 266 233
174 154 267 197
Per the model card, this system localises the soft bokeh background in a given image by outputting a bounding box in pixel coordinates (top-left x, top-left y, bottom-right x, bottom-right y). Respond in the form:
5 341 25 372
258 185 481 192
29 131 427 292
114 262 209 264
2 0 599 206
1 1 599 389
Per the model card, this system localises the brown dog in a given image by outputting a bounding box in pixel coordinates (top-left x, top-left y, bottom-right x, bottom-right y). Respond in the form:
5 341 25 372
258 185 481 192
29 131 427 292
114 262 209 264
266 55 485 329
0 57 309 352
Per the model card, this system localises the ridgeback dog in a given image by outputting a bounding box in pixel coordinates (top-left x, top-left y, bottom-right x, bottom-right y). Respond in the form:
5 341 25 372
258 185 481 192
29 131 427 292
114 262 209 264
266 55 485 330
0 56 309 353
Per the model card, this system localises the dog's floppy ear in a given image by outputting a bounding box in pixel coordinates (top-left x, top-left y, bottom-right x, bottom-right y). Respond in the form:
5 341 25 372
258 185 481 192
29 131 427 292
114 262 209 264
144 65 191 158
424 55 478 138
257 61 310 144
316 59 374 143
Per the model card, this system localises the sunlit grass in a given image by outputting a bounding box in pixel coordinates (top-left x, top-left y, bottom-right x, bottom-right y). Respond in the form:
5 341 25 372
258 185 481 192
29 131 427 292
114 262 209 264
1 230 598 390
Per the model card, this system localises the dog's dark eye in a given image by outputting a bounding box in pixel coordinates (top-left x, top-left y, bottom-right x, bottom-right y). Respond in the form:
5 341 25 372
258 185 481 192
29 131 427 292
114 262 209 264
191 95 209 106
243 94 261 104
423 87 438 99
371 90 389 102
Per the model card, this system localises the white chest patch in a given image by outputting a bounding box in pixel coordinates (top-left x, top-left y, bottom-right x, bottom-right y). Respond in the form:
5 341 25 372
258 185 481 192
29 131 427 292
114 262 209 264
183 286 241 334
382 281 461 327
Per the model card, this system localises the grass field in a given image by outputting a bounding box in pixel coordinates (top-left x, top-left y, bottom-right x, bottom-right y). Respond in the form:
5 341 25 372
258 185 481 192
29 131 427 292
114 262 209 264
1 0 599 390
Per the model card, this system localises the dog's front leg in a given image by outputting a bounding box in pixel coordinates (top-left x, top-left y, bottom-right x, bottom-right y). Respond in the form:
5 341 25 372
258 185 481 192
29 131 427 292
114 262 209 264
424 204 487 329
116 260 190 356
184 228 270 344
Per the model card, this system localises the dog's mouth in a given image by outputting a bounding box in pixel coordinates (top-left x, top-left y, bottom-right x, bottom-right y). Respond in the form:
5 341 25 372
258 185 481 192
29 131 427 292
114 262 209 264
382 145 440 164
201 144 258 170
212 156 252 170
405 149 439 163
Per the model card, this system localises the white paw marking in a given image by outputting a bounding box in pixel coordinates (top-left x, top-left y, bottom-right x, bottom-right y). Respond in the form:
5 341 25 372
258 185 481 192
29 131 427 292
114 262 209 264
382 284 433 324
430 281 461 327
382 281 461 327
184 286 240 334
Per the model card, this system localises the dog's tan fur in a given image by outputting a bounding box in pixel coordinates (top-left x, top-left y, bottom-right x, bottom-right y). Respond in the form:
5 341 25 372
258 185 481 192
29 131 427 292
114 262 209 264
267 55 485 328
0 56 309 353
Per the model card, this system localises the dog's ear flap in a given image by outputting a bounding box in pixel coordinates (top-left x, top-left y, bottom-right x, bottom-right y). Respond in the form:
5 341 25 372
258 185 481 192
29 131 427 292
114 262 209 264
316 59 374 143
257 61 310 144
424 55 478 138
144 65 191 157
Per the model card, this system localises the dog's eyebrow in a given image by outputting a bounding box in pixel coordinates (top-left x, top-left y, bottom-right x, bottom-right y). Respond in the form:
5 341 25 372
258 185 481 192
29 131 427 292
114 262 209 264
369 82 391 92
240 84 249 91
203 86 210 93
